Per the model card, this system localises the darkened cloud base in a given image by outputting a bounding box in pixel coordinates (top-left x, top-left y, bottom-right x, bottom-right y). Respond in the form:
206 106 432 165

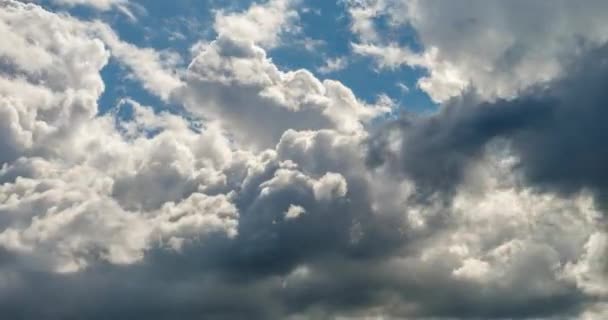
0 0 607 319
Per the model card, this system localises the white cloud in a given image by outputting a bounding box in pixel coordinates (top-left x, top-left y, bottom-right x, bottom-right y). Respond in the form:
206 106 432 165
396 82 409 93
0 0 236 272
312 172 348 201
213 0 299 48
93 23 184 101
259 168 347 202
0 0 108 164
563 232 608 297
317 56 348 74
50 0 127 11
285 204 306 219
346 0 390 42
44 0 138 20
181 36 390 149
452 258 490 281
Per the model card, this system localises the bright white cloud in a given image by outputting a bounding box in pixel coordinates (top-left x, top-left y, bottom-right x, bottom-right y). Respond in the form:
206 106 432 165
0 0 234 272
214 0 298 48
284 204 306 219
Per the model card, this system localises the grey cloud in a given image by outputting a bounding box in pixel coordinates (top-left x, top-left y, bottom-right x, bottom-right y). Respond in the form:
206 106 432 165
368 44 608 206
367 93 553 197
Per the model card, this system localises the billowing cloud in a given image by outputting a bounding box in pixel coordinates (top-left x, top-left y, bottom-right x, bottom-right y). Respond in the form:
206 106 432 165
0 0 607 319
181 35 390 149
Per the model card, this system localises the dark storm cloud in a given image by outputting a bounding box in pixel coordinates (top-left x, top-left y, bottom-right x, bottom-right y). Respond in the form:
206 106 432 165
368 44 608 206
0 146 591 320
0 238 587 320
0 159 410 320
367 94 552 196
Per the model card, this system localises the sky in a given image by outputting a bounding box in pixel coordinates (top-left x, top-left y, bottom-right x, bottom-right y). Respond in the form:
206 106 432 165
1 0 608 319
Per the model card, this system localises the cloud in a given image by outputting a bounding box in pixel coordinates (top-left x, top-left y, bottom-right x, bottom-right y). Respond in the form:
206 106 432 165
284 204 306 219
41 0 138 20
180 35 390 149
49 0 128 11
0 0 108 164
93 23 184 101
213 0 299 48
0 0 607 319
348 0 608 102
317 56 348 74
0 0 238 273
367 44 608 205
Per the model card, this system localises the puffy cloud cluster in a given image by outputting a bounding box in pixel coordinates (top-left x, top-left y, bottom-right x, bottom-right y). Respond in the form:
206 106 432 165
181 35 390 149
0 0 239 272
0 0 607 319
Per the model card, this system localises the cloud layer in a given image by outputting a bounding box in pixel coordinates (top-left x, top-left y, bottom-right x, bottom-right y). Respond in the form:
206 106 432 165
0 0 607 319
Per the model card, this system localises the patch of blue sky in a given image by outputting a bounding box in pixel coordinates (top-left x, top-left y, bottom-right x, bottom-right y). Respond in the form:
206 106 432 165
96 58 166 114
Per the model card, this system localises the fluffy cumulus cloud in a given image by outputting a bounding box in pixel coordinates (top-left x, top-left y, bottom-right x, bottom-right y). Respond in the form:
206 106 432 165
0 0 607 319
181 35 390 149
